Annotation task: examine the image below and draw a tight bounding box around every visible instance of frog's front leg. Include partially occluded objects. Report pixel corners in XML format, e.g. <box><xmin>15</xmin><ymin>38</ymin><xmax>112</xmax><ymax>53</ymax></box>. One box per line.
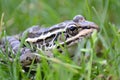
<box><xmin>3</xmin><ymin>36</ymin><xmax>40</xmax><ymax>67</ymax></box>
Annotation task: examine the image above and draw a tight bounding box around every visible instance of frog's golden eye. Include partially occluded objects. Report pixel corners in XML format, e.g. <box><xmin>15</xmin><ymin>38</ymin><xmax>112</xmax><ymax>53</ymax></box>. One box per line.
<box><xmin>67</xmin><ymin>25</ymin><xmax>78</xmax><ymax>36</ymax></box>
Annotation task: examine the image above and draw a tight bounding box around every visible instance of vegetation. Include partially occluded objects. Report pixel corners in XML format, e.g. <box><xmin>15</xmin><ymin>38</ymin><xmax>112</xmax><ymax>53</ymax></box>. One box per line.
<box><xmin>0</xmin><ymin>0</ymin><xmax>120</xmax><ymax>80</ymax></box>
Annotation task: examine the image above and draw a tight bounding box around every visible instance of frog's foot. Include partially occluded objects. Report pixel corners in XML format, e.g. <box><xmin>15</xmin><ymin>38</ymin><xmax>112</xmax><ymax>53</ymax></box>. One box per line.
<box><xmin>20</xmin><ymin>52</ymin><xmax>40</xmax><ymax>67</ymax></box>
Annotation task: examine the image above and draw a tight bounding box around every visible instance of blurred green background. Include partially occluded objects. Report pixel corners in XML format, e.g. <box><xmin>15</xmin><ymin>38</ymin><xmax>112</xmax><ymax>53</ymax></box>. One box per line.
<box><xmin>0</xmin><ymin>0</ymin><xmax>120</xmax><ymax>80</ymax></box>
<box><xmin>0</xmin><ymin>0</ymin><xmax>120</xmax><ymax>34</ymax></box>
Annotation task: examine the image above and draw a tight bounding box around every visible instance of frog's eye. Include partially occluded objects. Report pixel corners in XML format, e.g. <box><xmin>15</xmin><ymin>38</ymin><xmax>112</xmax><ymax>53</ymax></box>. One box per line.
<box><xmin>67</xmin><ymin>25</ymin><xmax>78</xmax><ymax>36</ymax></box>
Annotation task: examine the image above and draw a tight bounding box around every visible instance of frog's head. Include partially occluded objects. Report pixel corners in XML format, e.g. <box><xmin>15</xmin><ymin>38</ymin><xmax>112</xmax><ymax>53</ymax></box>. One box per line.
<box><xmin>57</xmin><ymin>15</ymin><xmax>99</xmax><ymax>48</ymax></box>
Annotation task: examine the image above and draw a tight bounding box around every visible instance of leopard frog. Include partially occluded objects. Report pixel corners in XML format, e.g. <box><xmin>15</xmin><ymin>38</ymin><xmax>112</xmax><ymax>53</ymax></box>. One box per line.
<box><xmin>0</xmin><ymin>15</ymin><xmax>99</xmax><ymax>66</ymax></box>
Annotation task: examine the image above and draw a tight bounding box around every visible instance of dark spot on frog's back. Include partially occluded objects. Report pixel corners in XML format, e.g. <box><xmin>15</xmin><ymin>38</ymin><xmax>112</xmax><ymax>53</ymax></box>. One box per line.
<box><xmin>43</xmin><ymin>23</ymin><xmax>65</xmax><ymax>34</ymax></box>
<box><xmin>35</xmin><ymin>39</ymin><xmax>43</xmax><ymax>44</ymax></box>
<box><xmin>27</xmin><ymin>32</ymin><xmax>42</xmax><ymax>38</ymax></box>
<box><xmin>45</xmin><ymin>34</ymin><xmax>56</xmax><ymax>43</ymax></box>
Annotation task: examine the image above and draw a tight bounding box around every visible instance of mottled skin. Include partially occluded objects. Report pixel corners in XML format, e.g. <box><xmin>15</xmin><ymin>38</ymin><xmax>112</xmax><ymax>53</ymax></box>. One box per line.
<box><xmin>0</xmin><ymin>15</ymin><xmax>99</xmax><ymax>66</ymax></box>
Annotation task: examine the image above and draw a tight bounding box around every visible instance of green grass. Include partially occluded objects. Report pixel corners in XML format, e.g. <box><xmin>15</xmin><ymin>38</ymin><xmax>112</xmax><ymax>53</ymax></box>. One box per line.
<box><xmin>0</xmin><ymin>0</ymin><xmax>120</xmax><ymax>80</ymax></box>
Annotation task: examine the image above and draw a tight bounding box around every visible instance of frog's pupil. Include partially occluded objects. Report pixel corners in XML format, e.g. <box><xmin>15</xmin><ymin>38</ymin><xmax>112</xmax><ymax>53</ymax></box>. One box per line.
<box><xmin>69</xmin><ymin>26</ymin><xmax>76</xmax><ymax>31</ymax></box>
